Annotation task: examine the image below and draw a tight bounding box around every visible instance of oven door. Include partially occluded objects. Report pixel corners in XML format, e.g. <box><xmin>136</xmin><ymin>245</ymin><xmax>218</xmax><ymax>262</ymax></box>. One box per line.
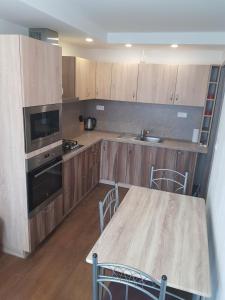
<box><xmin>27</xmin><ymin>156</ymin><xmax>62</xmax><ymax>216</ymax></box>
<box><xmin>24</xmin><ymin>104</ymin><xmax>62</xmax><ymax>153</ymax></box>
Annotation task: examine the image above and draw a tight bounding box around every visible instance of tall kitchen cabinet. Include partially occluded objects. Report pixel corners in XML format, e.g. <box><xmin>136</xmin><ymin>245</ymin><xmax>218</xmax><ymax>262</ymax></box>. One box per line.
<box><xmin>110</xmin><ymin>63</ymin><xmax>139</xmax><ymax>101</ymax></box>
<box><xmin>137</xmin><ymin>64</ymin><xmax>210</xmax><ymax>107</ymax></box>
<box><xmin>0</xmin><ymin>35</ymin><xmax>62</xmax><ymax>257</ymax></box>
<box><xmin>76</xmin><ymin>57</ymin><xmax>96</xmax><ymax>100</ymax></box>
<box><xmin>20</xmin><ymin>36</ymin><xmax>62</xmax><ymax>106</ymax></box>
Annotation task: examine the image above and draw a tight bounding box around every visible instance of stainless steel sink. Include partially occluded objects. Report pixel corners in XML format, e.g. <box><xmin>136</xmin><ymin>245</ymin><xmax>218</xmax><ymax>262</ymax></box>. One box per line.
<box><xmin>135</xmin><ymin>136</ymin><xmax>162</xmax><ymax>143</ymax></box>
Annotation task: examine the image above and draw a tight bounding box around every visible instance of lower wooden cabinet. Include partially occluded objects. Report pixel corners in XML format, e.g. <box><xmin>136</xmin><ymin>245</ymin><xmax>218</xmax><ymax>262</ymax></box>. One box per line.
<box><xmin>63</xmin><ymin>142</ymin><xmax>101</xmax><ymax>216</ymax></box>
<box><xmin>100</xmin><ymin>140</ymin><xmax>197</xmax><ymax>195</ymax></box>
<box><xmin>29</xmin><ymin>194</ymin><xmax>64</xmax><ymax>251</ymax></box>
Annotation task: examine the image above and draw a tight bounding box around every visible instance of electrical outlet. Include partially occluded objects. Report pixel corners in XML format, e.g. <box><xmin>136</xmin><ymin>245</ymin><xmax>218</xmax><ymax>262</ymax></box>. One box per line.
<box><xmin>96</xmin><ymin>105</ymin><xmax>104</xmax><ymax>111</ymax></box>
<box><xmin>177</xmin><ymin>112</ymin><xmax>187</xmax><ymax>118</ymax></box>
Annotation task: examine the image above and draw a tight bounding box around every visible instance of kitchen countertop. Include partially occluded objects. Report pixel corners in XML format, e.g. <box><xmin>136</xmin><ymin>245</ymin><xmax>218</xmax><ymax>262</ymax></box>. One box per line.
<box><xmin>63</xmin><ymin>130</ymin><xmax>207</xmax><ymax>161</ymax></box>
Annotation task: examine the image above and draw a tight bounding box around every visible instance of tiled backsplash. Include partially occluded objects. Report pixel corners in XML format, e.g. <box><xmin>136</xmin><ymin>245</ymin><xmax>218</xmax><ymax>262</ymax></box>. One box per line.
<box><xmin>83</xmin><ymin>100</ymin><xmax>203</xmax><ymax>141</ymax></box>
<box><xmin>62</xmin><ymin>100</ymin><xmax>203</xmax><ymax>141</ymax></box>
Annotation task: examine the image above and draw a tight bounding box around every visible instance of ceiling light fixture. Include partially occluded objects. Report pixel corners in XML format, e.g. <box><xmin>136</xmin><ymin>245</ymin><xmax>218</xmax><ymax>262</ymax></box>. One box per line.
<box><xmin>171</xmin><ymin>44</ymin><xmax>179</xmax><ymax>48</ymax></box>
<box><xmin>86</xmin><ymin>37</ymin><xmax>93</xmax><ymax>42</ymax></box>
<box><xmin>125</xmin><ymin>43</ymin><xmax>132</xmax><ymax>48</ymax></box>
<box><xmin>47</xmin><ymin>37</ymin><xmax>59</xmax><ymax>41</ymax></box>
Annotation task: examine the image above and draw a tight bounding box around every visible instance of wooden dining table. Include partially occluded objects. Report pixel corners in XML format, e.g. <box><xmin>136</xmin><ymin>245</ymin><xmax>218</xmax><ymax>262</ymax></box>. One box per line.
<box><xmin>86</xmin><ymin>186</ymin><xmax>211</xmax><ymax>300</ymax></box>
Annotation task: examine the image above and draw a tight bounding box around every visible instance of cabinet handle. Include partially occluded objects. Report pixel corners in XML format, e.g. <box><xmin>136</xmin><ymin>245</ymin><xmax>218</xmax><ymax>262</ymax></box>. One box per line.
<box><xmin>170</xmin><ymin>93</ymin><xmax>174</xmax><ymax>102</ymax></box>
<box><xmin>132</xmin><ymin>92</ymin><xmax>135</xmax><ymax>99</ymax></box>
<box><xmin>175</xmin><ymin>94</ymin><xmax>179</xmax><ymax>101</ymax></box>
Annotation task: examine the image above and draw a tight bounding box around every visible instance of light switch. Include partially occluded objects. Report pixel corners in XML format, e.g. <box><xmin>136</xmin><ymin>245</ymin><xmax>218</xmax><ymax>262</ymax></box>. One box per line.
<box><xmin>96</xmin><ymin>105</ymin><xmax>104</xmax><ymax>111</ymax></box>
<box><xmin>177</xmin><ymin>112</ymin><xmax>187</xmax><ymax>118</ymax></box>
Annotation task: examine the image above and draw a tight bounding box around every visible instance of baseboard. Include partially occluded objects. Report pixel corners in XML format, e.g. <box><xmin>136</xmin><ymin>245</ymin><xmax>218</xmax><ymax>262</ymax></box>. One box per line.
<box><xmin>1</xmin><ymin>245</ymin><xmax>27</xmax><ymax>258</ymax></box>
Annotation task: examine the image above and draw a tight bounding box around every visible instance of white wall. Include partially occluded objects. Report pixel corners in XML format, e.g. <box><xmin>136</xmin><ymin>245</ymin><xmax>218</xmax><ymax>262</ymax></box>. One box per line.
<box><xmin>207</xmin><ymin>92</ymin><xmax>225</xmax><ymax>300</ymax></box>
<box><xmin>0</xmin><ymin>18</ymin><xmax>28</xmax><ymax>35</ymax></box>
<box><xmin>61</xmin><ymin>41</ymin><xmax>224</xmax><ymax>64</ymax></box>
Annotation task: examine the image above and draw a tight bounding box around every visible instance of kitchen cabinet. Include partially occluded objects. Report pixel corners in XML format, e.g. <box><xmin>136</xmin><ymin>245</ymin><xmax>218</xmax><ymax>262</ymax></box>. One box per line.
<box><xmin>76</xmin><ymin>57</ymin><xmax>96</xmax><ymax>100</ymax></box>
<box><xmin>137</xmin><ymin>63</ymin><xmax>210</xmax><ymax>107</ymax></box>
<box><xmin>110</xmin><ymin>63</ymin><xmax>139</xmax><ymax>102</ymax></box>
<box><xmin>96</xmin><ymin>62</ymin><xmax>112</xmax><ymax>99</ymax></box>
<box><xmin>100</xmin><ymin>141</ymin><xmax>197</xmax><ymax>195</ymax></box>
<box><xmin>62</xmin><ymin>56</ymin><xmax>76</xmax><ymax>100</ymax></box>
<box><xmin>20</xmin><ymin>36</ymin><xmax>62</xmax><ymax>107</ymax></box>
<box><xmin>174</xmin><ymin>65</ymin><xmax>210</xmax><ymax>106</ymax></box>
<box><xmin>137</xmin><ymin>64</ymin><xmax>178</xmax><ymax>104</ymax></box>
<box><xmin>29</xmin><ymin>194</ymin><xmax>64</xmax><ymax>251</ymax></box>
<box><xmin>63</xmin><ymin>142</ymin><xmax>101</xmax><ymax>216</ymax></box>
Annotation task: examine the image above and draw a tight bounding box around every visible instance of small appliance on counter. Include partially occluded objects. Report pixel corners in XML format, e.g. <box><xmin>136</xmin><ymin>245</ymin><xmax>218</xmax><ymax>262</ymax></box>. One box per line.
<box><xmin>84</xmin><ymin>117</ymin><xmax>96</xmax><ymax>131</ymax></box>
<box><xmin>62</xmin><ymin>139</ymin><xmax>84</xmax><ymax>154</ymax></box>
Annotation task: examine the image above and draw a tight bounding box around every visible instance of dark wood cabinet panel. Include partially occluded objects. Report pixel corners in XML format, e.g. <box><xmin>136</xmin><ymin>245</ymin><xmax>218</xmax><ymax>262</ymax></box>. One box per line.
<box><xmin>100</xmin><ymin>141</ymin><xmax>197</xmax><ymax>195</ymax></box>
<box><xmin>63</xmin><ymin>142</ymin><xmax>101</xmax><ymax>216</ymax></box>
<box><xmin>126</xmin><ymin>144</ymin><xmax>143</xmax><ymax>185</ymax></box>
<box><xmin>100</xmin><ymin>140</ymin><xmax>119</xmax><ymax>181</ymax></box>
<box><xmin>62</xmin><ymin>56</ymin><xmax>75</xmax><ymax>100</ymax></box>
<box><xmin>29</xmin><ymin>194</ymin><xmax>64</xmax><ymax>252</ymax></box>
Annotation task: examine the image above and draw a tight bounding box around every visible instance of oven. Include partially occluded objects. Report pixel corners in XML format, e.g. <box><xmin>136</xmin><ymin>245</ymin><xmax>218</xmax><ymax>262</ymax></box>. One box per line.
<box><xmin>26</xmin><ymin>146</ymin><xmax>62</xmax><ymax>216</ymax></box>
<box><xmin>23</xmin><ymin>103</ymin><xmax>62</xmax><ymax>153</ymax></box>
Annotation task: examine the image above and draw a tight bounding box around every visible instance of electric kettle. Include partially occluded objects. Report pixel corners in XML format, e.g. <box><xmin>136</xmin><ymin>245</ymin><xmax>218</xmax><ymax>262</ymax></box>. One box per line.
<box><xmin>84</xmin><ymin>117</ymin><xmax>97</xmax><ymax>131</ymax></box>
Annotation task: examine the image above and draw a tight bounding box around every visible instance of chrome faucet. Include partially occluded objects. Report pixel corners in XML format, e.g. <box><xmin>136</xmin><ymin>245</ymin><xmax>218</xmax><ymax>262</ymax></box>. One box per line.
<box><xmin>140</xmin><ymin>129</ymin><xmax>150</xmax><ymax>140</ymax></box>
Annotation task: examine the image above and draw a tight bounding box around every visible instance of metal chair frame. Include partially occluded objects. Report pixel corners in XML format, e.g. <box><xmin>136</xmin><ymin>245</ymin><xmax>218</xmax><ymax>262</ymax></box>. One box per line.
<box><xmin>150</xmin><ymin>166</ymin><xmax>189</xmax><ymax>195</ymax></box>
<box><xmin>92</xmin><ymin>253</ymin><xmax>185</xmax><ymax>300</ymax></box>
<box><xmin>99</xmin><ymin>183</ymin><xmax>119</xmax><ymax>234</ymax></box>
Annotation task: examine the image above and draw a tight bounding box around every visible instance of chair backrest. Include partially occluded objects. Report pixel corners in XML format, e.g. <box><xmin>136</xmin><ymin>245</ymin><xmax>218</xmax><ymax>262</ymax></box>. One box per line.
<box><xmin>92</xmin><ymin>253</ymin><xmax>167</xmax><ymax>300</ymax></box>
<box><xmin>150</xmin><ymin>166</ymin><xmax>189</xmax><ymax>195</ymax></box>
<box><xmin>99</xmin><ymin>184</ymin><xmax>119</xmax><ymax>234</ymax></box>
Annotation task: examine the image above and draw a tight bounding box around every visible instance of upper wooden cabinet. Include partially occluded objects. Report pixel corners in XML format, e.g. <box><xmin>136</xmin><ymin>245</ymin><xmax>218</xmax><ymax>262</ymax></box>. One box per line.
<box><xmin>96</xmin><ymin>62</ymin><xmax>112</xmax><ymax>99</ymax></box>
<box><xmin>110</xmin><ymin>63</ymin><xmax>139</xmax><ymax>102</ymax></box>
<box><xmin>174</xmin><ymin>65</ymin><xmax>210</xmax><ymax>106</ymax></box>
<box><xmin>20</xmin><ymin>36</ymin><xmax>62</xmax><ymax>107</ymax></box>
<box><xmin>137</xmin><ymin>64</ymin><xmax>210</xmax><ymax>107</ymax></box>
<box><xmin>76</xmin><ymin>57</ymin><xmax>96</xmax><ymax>100</ymax></box>
<box><xmin>62</xmin><ymin>56</ymin><xmax>76</xmax><ymax>100</ymax></box>
<box><xmin>137</xmin><ymin>64</ymin><xmax>178</xmax><ymax>105</ymax></box>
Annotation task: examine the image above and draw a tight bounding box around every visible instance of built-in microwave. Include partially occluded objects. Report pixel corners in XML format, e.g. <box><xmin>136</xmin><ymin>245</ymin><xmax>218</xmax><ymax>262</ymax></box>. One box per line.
<box><xmin>23</xmin><ymin>104</ymin><xmax>62</xmax><ymax>153</ymax></box>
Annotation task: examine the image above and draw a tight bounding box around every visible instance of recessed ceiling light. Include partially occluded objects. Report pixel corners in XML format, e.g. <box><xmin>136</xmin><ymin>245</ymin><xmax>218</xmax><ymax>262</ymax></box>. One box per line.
<box><xmin>86</xmin><ymin>37</ymin><xmax>93</xmax><ymax>42</ymax></box>
<box><xmin>47</xmin><ymin>37</ymin><xmax>59</xmax><ymax>41</ymax></box>
<box><xmin>171</xmin><ymin>44</ymin><xmax>179</xmax><ymax>48</ymax></box>
<box><xmin>125</xmin><ymin>43</ymin><xmax>132</xmax><ymax>48</ymax></box>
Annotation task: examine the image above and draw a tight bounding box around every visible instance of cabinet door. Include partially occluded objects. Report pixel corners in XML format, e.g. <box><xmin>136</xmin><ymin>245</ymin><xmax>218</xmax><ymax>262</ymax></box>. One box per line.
<box><xmin>76</xmin><ymin>57</ymin><xmax>96</xmax><ymax>100</ymax></box>
<box><xmin>100</xmin><ymin>141</ymin><xmax>119</xmax><ymax>181</ymax></box>
<box><xmin>45</xmin><ymin>194</ymin><xmax>64</xmax><ymax>235</ymax></box>
<box><xmin>117</xmin><ymin>142</ymin><xmax>128</xmax><ymax>183</ymax></box>
<box><xmin>110</xmin><ymin>63</ymin><xmax>138</xmax><ymax>102</ymax></box>
<box><xmin>29</xmin><ymin>194</ymin><xmax>63</xmax><ymax>251</ymax></box>
<box><xmin>175</xmin><ymin>65</ymin><xmax>210</xmax><ymax>106</ymax></box>
<box><xmin>62</xmin><ymin>56</ymin><xmax>75</xmax><ymax>100</ymax></box>
<box><xmin>126</xmin><ymin>144</ymin><xmax>143</xmax><ymax>185</ymax></box>
<box><xmin>29</xmin><ymin>209</ymin><xmax>46</xmax><ymax>251</ymax></box>
<box><xmin>63</xmin><ymin>158</ymin><xmax>75</xmax><ymax>215</ymax></box>
<box><xmin>137</xmin><ymin>64</ymin><xmax>178</xmax><ymax>104</ymax></box>
<box><xmin>96</xmin><ymin>62</ymin><xmax>112</xmax><ymax>99</ymax></box>
<box><xmin>20</xmin><ymin>36</ymin><xmax>62</xmax><ymax>107</ymax></box>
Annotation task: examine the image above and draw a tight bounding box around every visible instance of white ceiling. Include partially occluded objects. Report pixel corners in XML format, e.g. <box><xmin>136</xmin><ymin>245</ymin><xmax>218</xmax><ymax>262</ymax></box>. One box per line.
<box><xmin>1</xmin><ymin>0</ymin><xmax>225</xmax><ymax>47</ymax></box>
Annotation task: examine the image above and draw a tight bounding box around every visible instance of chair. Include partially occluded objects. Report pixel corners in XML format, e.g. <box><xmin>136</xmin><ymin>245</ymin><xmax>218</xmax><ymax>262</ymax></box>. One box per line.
<box><xmin>99</xmin><ymin>183</ymin><xmax>119</xmax><ymax>234</ymax></box>
<box><xmin>149</xmin><ymin>166</ymin><xmax>188</xmax><ymax>195</ymax></box>
<box><xmin>92</xmin><ymin>253</ymin><xmax>186</xmax><ymax>300</ymax></box>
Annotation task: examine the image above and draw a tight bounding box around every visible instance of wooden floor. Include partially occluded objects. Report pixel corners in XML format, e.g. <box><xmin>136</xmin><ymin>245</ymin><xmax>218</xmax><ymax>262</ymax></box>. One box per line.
<box><xmin>0</xmin><ymin>184</ymin><xmax>128</xmax><ymax>300</ymax></box>
<box><xmin>0</xmin><ymin>184</ymin><xmax>193</xmax><ymax>300</ymax></box>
